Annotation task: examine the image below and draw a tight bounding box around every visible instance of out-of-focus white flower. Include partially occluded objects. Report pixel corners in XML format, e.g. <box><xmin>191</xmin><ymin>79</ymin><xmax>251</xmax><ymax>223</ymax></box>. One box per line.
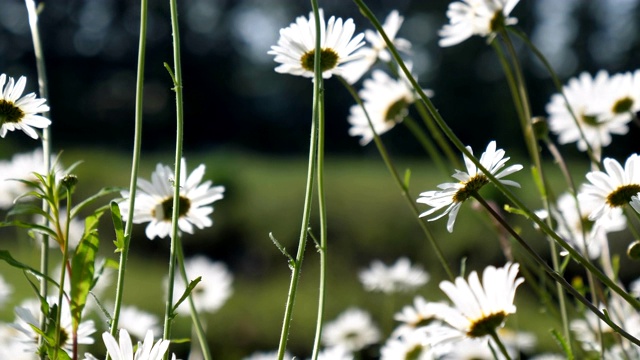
<box><xmin>0</xmin><ymin>149</ymin><xmax>61</xmax><ymax>209</ymax></box>
<box><xmin>242</xmin><ymin>350</ymin><xmax>293</xmax><ymax>360</ymax></box>
<box><xmin>171</xmin><ymin>255</ymin><xmax>233</xmax><ymax>315</ymax></box>
<box><xmin>117</xmin><ymin>306</ymin><xmax>160</xmax><ymax>339</ymax></box>
<box><xmin>359</xmin><ymin>257</ymin><xmax>429</xmax><ymax>294</ymax></box>
<box><xmin>322</xmin><ymin>308</ymin><xmax>381</xmax><ymax>352</ymax></box>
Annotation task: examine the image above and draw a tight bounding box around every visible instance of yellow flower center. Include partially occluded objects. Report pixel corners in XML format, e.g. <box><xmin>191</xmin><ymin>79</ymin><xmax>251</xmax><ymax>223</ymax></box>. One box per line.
<box><xmin>612</xmin><ymin>96</ymin><xmax>634</xmax><ymax>114</ymax></box>
<box><xmin>0</xmin><ymin>99</ymin><xmax>25</xmax><ymax>125</ymax></box>
<box><xmin>489</xmin><ymin>11</ymin><xmax>506</xmax><ymax>33</ymax></box>
<box><xmin>606</xmin><ymin>184</ymin><xmax>640</xmax><ymax>207</ymax></box>
<box><xmin>405</xmin><ymin>344</ymin><xmax>426</xmax><ymax>360</ymax></box>
<box><xmin>384</xmin><ymin>98</ymin><xmax>410</xmax><ymax>125</ymax></box>
<box><xmin>300</xmin><ymin>48</ymin><xmax>339</xmax><ymax>73</ymax></box>
<box><xmin>453</xmin><ymin>174</ymin><xmax>489</xmax><ymax>203</ymax></box>
<box><xmin>467</xmin><ymin>311</ymin><xmax>507</xmax><ymax>338</ymax></box>
<box><xmin>581</xmin><ymin>113</ymin><xmax>600</xmax><ymax>127</ymax></box>
<box><xmin>152</xmin><ymin>196</ymin><xmax>192</xmax><ymax>221</ymax></box>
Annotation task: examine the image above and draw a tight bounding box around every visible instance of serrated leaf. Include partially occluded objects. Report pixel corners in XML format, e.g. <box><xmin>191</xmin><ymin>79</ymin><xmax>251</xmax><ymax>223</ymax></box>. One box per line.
<box><xmin>70</xmin><ymin>209</ymin><xmax>104</xmax><ymax>330</ymax></box>
<box><xmin>110</xmin><ymin>201</ymin><xmax>125</xmax><ymax>252</ymax></box>
<box><xmin>171</xmin><ymin>276</ymin><xmax>202</xmax><ymax>316</ymax></box>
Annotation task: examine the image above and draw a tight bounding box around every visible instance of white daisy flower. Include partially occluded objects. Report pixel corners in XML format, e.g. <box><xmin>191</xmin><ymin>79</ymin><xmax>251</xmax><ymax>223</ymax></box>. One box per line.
<box><xmin>578</xmin><ymin>154</ymin><xmax>640</xmax><ymax>222</ymax></box>
<box><xmin>549</xmin><ymin>192</ymin><xmax>626</xmax><ymax>259</ymax></box>
<box><xmin>546</xmin><ymin>71</ymin><xmax>631</xmax><ymax>153</ymax></box>
<box><xmin>380</xmin><ymin>329</ymin><xmax>436</xmax><ymax>360</ymax></box>
<box><xmin>11</xmin><ymin>297</ymin><xmax>96</xmax><ymax>355</ymax></box>
<box><xmin>340</xmin><ymin>10</ymin><xmax>412</xmax><ymax>83</ymax></box>
<box><xmin>119</xmin><ymin>158</ymin><xmax>225</xmax><ymax>240</ymax></box>
<box><xmin>394</xmin><ymin>296</ymin><xmax>446</xmax><ymax>335</ymax></box>
<box><xmin>83</xmin><ymin>329</ymin><xmax>170</xmax><ymax>360</ymax></box>
<box><xmin>117</xmin><ymin>306</ymin><xmax>160</xmax><ymax>339</ymax></box>
<box><xmin>268</xmin><ymin>9</ymin><xmax>365</xmax><ymax>80</ymax></box>
<box><xmin>417</xmin><ymin>141</ymin><xmax>523</xmax><ymax>232</ymax></box>
<box><xmin>312</xmin><ymin>346</ymin><xmax>353</xmax><ymax>360</ymax></box>
<box><xmin>359</xmin><ymin>257</ymin><xmax>429</xmax><ymax>294</ymax></box>
<box><xmin>322</xmin><ymin>308</ymin><xmax>381</xmax><ymax>352</ymax></box>
<box><xmin>348</xmin><ymin>68</ymin><xmax>431</xmax><ymax>145</ymax></box>
<box><xmin>438</xmin><ymin>0</ymin><xmax>520</xmax><ymax>47</ymax></box>
<box><xmin>0</xmin><ymin>323</ymin><xmax>35</xmax><ymax>360</ymax></box>
<box><xmin>431</xmin><ymin>262</ymin><xmax>524</xmax><ymax>345</ymax></box>
<box><xmin>0</xmin><ymin>74</ymin><xmax>50</xmax><ymax>139</ymax></box>
<box><xmin>171</xmin><ymin>255</ymin><xmax>233</xmax><ymax>315</ymax></box>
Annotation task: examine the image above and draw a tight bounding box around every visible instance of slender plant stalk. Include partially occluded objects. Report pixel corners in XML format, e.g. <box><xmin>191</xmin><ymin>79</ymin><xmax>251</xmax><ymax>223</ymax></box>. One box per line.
<box><xmin>53</xmin><ymin>190</ymin><xmax>72</xmax><ymax>359</ymax></box>
<box><xmin>352</xmin><ymin>0</ymin><xmax>640</xmax><ymax>311</ymax></box>
<box><xmin>24</xmin><ymin>3</ymin><xmax>52</xmax><ymax>358</ymax></box>
<box><xmin>176</xmin><ymin>238</ymin><xmax>212</xmax><ymax>360</ymax></box>
<box><xmin>492</xmin><ymin>31</ymin><xmax>572</xmax><ymax>346</ymax></box>
<box><xmin>338</xmin><ymin>76</ymin><xmax>454</xmax><ymax>281</ymax></box>
<box><xmin>277</xmin><ymin>3</ymin><xmax>324</xmax><ymax>358</ymax></box>
<box><xmin>163</xmin><ymin>0</ymin><xmax>186</xmax><ymax>355</ymax></box>
<box><xmin>473</xmin><ymin>193</ymin><xmax>640</xmax><ymax>346</ymax></box>
<box><xmin>489</xmin><ymin>330</ymin><xmax>512</xmax><ymax>360</ymax></box>
<box><xmin>108</xmin><ymin>0</ymin><xmax>147</xmax><ymax>352</ymax></box>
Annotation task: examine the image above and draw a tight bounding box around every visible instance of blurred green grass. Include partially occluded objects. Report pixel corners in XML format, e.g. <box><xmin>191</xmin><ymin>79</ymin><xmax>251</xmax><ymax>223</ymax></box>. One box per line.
<box><xmin>0</xmin><ymin>147</ymin><xmax>600</xmax><ymax>358</ymax></box>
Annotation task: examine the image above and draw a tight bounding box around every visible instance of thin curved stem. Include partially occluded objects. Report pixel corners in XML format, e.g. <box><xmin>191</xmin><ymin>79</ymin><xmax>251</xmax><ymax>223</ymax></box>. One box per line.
<box><xmin>489</xmin><ymin>330</ymin><xmax>512</xmax><ymax>360</ymax></box>
<box><xmin>108</xmin><ymin>0</ymin><xmax>147</xmax><ymax>350</ymax></box>
<box><xmin>163</xmin><ymin>0</ymin><xmax>185</xmax><ymax>356</ymax></box>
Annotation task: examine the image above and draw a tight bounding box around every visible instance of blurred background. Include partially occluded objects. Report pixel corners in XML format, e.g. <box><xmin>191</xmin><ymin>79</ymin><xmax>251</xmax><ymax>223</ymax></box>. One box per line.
<box><xmin>1</xmin><ymin>0</ymin><xmax>640</xmax><ymax>358</ymax></box>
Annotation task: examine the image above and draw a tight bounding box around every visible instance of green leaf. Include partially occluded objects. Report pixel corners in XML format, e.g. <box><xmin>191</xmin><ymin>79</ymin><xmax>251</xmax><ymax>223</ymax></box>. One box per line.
<box><xmin>110</xmin><ymin>201</ymin><xmax>125</xmax><ymax>252</ymax></box>
<box><xmin>0</xmin><ymin>250</ymin><xmax>58</xmax><ymax>286</ymax></box>
<box><xmin>550</xmin><ymin>328</ymin><xmax>574</xmax><ymax>360</ymax></box>
<box><xmin>70</xmin><ymin>187</ymin><xmax>121</xmax><ymax>219</ymax></box>
<box><xmin>6</xmin><ymin>203</ymin><xmax>54</xmax><ymax>223</ymax></box>
<box><xmin>70</xmin><ymin>209</ymin><xmax>104</xmax><ymax>330</ymax></box>
<box><xmin>171</xmin><ymin>276</ymin><xmax>202</xmax><ymax>316</ymax></box>
<box><xmin>1</xmin><ymin>220</ymin><xmax>59</xmax><ymax>240</ymax></box>
<box><xmin>403</xmin><ymin>168</ymin><xmax>411</xmax><ymax>189</ymax></box>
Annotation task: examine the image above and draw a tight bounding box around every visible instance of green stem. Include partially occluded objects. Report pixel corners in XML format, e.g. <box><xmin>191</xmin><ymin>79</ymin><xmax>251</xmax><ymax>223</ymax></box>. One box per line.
<box><xmin>276</xmin><ymin>3</ymin><xmax>322</xmax><ymax>357</ymax></box>
<box><xmin>338</xmin><ymin>76</ymin><xmax>454</xmax><ymax>281</ymax></box>
<box><xmin>54</xmin><ymin>189</ymin><xmax>72</xmax><ymax>360</ymax></box>
<box><xmin>352</xmin><ymin>0</ymin><xmax>640</xmax><ymax>312</ymax></box>
<box><xmin>489</xmin><ymin>330</ymin><xmax>512</xmax><ymax>360</ymax></box>
<box><xmin>24</xmin><ymin>2</ymin><xmax>52</xmax><ymax>358</ymax></box>
<box><xmin>108</xmin><ymin>0</ymin><xmax>147</xmax><ymax>349</ymax></box>
<box><xmin>164</xmin><ymin>0</ymin><xmax>185</xmax><ymax>355</ymax></box>
<box><xmin>176</xmin><ymin>238</ymin><xmax>212</xmax><ymax>360</ymax></box>
<box><xmin>473</xmin><ymin>193</ymin><xmax>640</xmax><ymax>346</ymax></box>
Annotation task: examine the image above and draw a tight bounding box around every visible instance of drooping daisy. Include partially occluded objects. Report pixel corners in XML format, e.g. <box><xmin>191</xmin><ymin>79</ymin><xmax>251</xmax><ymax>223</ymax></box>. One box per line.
<box><xmin>170</xmin><ymin>255</ymin><xmax>233</xmax><ymax>315</ymax></box>
<box><xmin>322</xmin><ymin>308</ymin><xmax>381</xmax><ymax>352</ymax></box>
<box><xmin>358</xmin><ymin>257</ymin><xmax>429</xmax><ymax>294</ymax></box>
<box><xmin>83</xmin><ymin>329</ymin><xmax>170</xmax><ymax>360</ymax></box>
<box><xmin>430</xmin><ymin>262</ymin><xmax>524</xmax><ymax>345</ymax></box>
<box><xmin>11</xmin><ymin>297</ymin><xmax>96</xmax><ymax>355</ymax></box>
<box><xmin>119</xmin><ymin>158</ymin><xmax>225</xmax><ymax>240</ymax></box>
<box><xmin>438</xmin><ymin>0</ymin><xmax>521</xmax><ymax>47</ymax></box>
<box><xmin>578</xmin><ymin>154</ymin><xmax>640</xmax><ymax>222</ymax></box>
<box><xmin>548</xmin><ymin>192</ymin><xmax>626</xmax><ymax>259</ymax></box>
<box><xmin>268</xmin><ymin>9</ymin><xmax>365</xmax><ymax>80</ymax></box>
<box><xmin>348</xmin><ymin>68</ymin><xmax>431</xmax><ymax>145</ymax></box>
<box><xmin>546</xmin><ymin>71</ymin><xmax>632</xmax><ymax>154</ymax></box>
<box><xmin>340</xmin><ymin>10</ymin><xmax>412</xmax><ymax>83</ymax></box>
<box><xmin>417</xmin><ymin>141</ymin><xmax>523</xmax><ymax>232</ymax></box>
<box><xmin>0</xmin><ymin>74</ymin><xmax>50</xmax><ymax>139</ymax></box>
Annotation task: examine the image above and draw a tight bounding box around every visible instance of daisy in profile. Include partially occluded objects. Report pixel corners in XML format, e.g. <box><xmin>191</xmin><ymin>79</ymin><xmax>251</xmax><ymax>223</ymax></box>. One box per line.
<box><xmin>170</xmin><ymin>255</ymin><xmax>233</xmax><ymax>315</ymax></box>
<box><xmin>83</xmin><ymin>329</ymin><xmax>170</xmax><ymax>360</ymax></box>
<box><xmin>438</xmin><ymin>0</ymin><xmax>521</xmax><ymax>47</ymax></box>
<box><xmin>11</xmin><ymin>297</ymin><xmax>96</xmax><ymax>355</ymax></box>
<box><xmin>546</xmin><ymin>71</ymin><xmax>633</xmax><ymax>155</ymax></box>
<box><xmin>417</xmin><ymin>141</ymin><xmax>522</xmax><ymax>232</ymax></box>
<box><xmin>322</xmin><ymin>308</ymin><xmax>381</xmax><ymax>352</ymax></box>
<box><xmin>340</xmin><ymin>10</ymin><xmax>412</xmax><ymax>83</ymax></box>
<box><xmin>0</xmin><ymin>74</ymin><xmax>50</xmax><ymax>139</ymax></box>
<box><xmin>119</xmin><ymin>158</ymin><xmax>225</xmax><ymax>240</ymax></box>
<box><xmin>348</xmin><ymin>67</ymin><xmax>431</xmax><ymax>145</ymax></box>
<box><xmin>548</xmin><ymin>192</ymin><xmax>626</xmax><ymax>259</ymax></box>
<box><xmin>268</xmin><ymin>9</ymin><xmax>365</xmax><ymax>80</ymax></box>
<box><xmin>578</xmin><ymin>154</ymin><xmax>640</xmax><ymax>222</ymax></box>
<box><xmin>428</xmin><ymin>263</ymin><xmax>524</xmax><ymax>349</ymax></box>
<box><xmin>358</xmin><ymin>257</ymin><xmax>429</xmax><ymax>294</ymax></box>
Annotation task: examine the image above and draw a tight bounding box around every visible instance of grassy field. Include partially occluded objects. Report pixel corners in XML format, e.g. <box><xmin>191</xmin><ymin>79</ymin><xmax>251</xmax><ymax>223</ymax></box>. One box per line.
<box><xmin>0</xmin><ymin>147</ymin><xmax>607</xmax><ymax>358</ymax></box>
